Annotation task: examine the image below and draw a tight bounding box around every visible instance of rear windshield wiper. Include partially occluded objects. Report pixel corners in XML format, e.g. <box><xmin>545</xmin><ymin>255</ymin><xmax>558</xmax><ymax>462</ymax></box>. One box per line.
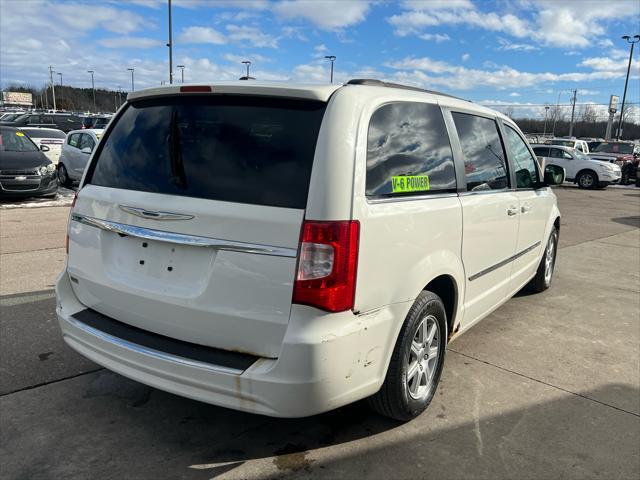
<box><xmin>168</xmin><ymin>108</ymin><xmax>187</xmax><ymax>189</ymax></box>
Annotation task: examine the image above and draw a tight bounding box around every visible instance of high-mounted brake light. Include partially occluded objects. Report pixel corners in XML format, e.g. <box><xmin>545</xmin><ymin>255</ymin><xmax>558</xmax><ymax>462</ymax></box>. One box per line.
<box><xmin>180</xmin><ymin>86</ymin><xmax>212</xmax><ymax>93</ymax></box>
<box><xmin>293</xmin><ymin>220</ymin><xmax>360</xmax><ymax>313</ymax></box>
<box><xmin>65</xmin><ymin>192</ymin><xmax>78</xmax><ymax>254</ymax></box>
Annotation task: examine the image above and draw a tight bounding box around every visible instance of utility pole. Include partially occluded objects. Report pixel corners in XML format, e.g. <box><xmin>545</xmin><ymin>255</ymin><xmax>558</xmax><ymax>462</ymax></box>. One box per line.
<box><xmin>568</xmin><ymin>89</ymin><xmax>577</xmax><ymax>137</ymax></box>
<box><xmin>167</xmin><ymin>0</ymin><xmax>173</xmax><ymax>84</ymax></box>
<box><xmin>87</xmin><ymin>70</ymin><xmax>96</xmax><ymax>113</ymax></box>
<box><xmin>616</xmin><ymin>35</ymin><xmax>640</xmax><ymax>140</ymax></box>
<box><xmin>324</xmin><ymin>55</ymin><xmax>336</xmax><ymax>83</ymax></box>
<box><xmin>128</xmin><ymin>68</ymin><xmax>135</xmax><ymax>91</ymax></box>
<box><xmin>49</xmin><ymin>66</ymin><xmax>56</xmax><ymax>111</ymax></box>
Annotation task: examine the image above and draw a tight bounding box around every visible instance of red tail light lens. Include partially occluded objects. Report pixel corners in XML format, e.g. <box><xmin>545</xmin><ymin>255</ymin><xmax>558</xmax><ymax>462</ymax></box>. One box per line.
<box><xmin>65</xmin><ymin>192</ymin><xmax>78</xmax><ymax>254</ymax></box>
<box><xmin>293</xmin><ymin>220</ymin><xmax>359</xmax><ymax>312</ymax></box>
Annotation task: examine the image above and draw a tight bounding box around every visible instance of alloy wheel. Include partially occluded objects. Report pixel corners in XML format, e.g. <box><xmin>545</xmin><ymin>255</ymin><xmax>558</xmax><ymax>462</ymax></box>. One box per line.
<box><xmin>407</xmin><ymin>314</ymin><xmax>441</xmax><ymax>400</ymax></box>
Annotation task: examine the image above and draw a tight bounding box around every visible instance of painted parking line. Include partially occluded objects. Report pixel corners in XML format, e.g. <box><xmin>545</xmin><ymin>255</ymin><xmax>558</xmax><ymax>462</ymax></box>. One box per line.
<box><xmin>0</xmin><ymin>291</ymin><xmax>56</xmax><ymax>307</ymax></box>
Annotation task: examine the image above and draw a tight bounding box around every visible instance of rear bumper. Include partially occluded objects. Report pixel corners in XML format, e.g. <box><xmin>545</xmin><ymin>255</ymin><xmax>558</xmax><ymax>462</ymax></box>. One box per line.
<box><xmin>56</xmin><ymin>269</ymin><xmax>408</xmax><ymax>417</ymax></box>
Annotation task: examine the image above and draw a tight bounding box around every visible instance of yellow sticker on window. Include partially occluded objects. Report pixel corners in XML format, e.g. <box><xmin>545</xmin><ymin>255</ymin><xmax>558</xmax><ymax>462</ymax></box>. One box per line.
<box><xmin>391</xmin><ymin>175</ymin><xmax>430</xmax><ymax>193</ymax></box>
<box><xmin>15</xmin><ymin>132</ymin><xmax>25</xmax><ymax>137</ymax></box>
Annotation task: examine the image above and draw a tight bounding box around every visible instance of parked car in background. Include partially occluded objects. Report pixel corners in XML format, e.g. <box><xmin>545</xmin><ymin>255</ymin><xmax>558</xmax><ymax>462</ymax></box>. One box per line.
<box><xmin>57</xmin><ymin>129</ymin><xmax>103</xmax><ymax>186</ymax></box>
<box><xmin>81</xmin><ymin>115</ymin><xmax>112</xmax><ymax>130</ymax></box>
<box><xmin>0</xmin><ymin>112</ymin><xmax>83</xmax><ymax>133</ymax></box>
<box><xmin>588</xmin><ymin>142</ymin><xmax>639</xmax><ymax>185</ymax></box>
<box><xmin>56</xmin><ymin>80</ymin><xmax>565</xmax><ymax>421</ymax></box>
<box><xmin>532</xmin><ymin>144</ymin><xmax>621</xmax><ymax>189</ymax></box>
<box><xmin>19</xmin><ymin>127</ymin><xmax>66</xmax><ymax>164</ymax></box>
<box><xmin>0</xmin><ymin>126</ymin><xmax>58</xmax><ymax>198</ymax></box>
<box><xmin>546</xmin><ymin>138</ymin><xmax>590</xmax><ymax>153</ymax></box>
<box><xmin>587</xmin><ymin>140</ymin><xmax>603</xmax><ymax>152</ymax></box>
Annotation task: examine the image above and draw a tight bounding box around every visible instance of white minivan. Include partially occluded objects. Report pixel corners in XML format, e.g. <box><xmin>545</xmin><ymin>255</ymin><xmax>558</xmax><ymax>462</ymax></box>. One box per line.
<box><xmin>56</xmin><ymin>80</ymin><xmax>564</xmax><ymax>420</ymax></box>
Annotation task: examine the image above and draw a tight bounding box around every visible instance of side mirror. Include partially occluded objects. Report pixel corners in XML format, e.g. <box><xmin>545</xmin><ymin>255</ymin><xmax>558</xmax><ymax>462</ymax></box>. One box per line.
<box><xmin>40</xmin><ymin>145</ymin><xmax>50</xmax><ymax>152</ymax></box>
<box><xmin>544</xmin><ymin>164</ymin><xmax>566</xmax><ymax>186</ymax></box>
<box><xmin>81</xmin><ymin>147</ymin><xmax>92</xmax><ymax>154</ymax></box>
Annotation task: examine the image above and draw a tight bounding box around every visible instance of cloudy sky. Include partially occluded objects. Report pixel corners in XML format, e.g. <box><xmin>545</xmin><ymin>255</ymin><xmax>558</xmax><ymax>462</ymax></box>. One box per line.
<box><xmin>1</xmin><ymin>0</ymin><xmax>639</xmax><ymax>120</ymax></box>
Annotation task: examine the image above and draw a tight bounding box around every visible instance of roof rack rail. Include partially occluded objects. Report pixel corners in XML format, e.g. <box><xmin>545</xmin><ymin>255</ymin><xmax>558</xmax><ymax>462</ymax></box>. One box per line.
<box><xmin>345</xmin><ymin>79</ymin><xmax>467</xmax><ymax>101</ymax></box>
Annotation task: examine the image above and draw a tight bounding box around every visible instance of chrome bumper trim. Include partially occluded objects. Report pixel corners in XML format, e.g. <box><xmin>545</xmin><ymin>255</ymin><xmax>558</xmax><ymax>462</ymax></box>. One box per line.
<box><xmin>70</xmin><ymin>213</ymin><xmax>297</xmax><ymax>258</ymax></box>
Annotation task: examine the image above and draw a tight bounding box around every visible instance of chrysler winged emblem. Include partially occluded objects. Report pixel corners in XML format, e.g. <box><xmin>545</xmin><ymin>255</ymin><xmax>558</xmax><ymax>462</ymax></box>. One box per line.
<box><xmin>119</xmin><ymin>205</ymin><xmax>195</xmax><ymax>220</ymax></box>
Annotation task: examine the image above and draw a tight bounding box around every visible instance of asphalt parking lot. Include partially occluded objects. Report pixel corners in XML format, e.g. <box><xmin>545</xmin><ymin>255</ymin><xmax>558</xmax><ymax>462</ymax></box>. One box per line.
<box><xmin>1</xmin><ymin>186</ymin><xmax>639</xmax><ymax>480</ymax></box>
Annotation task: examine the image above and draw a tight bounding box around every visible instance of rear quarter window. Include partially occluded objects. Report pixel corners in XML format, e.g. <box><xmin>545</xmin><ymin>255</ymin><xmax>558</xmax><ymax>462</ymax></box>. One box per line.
<box><xmin>366</xmin><ymin>102</ymin><xmax>455</xmax><ymax>197</ymax></box>
<box><xmin>87</xmin><ymin>96</ymin><xmax>326</xmax><ymax>209</ymax></box>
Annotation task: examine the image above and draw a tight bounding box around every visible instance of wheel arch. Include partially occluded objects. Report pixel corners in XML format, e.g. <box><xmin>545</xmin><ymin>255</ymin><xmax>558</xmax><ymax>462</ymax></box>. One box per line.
<box><xmin>423</xmin><ymin>275</ymin><xmax>458</xmax><ymax>338</ymax></box>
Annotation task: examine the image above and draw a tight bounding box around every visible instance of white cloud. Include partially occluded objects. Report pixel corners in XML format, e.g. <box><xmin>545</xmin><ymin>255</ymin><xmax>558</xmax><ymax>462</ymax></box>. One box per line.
<box><xmin>274</xmin><ymin>0</ymin><xmax>373</xmax><ymax>29</ymax></box>
<box><xmin>509</xmin><ymin>92</ymin><xmax>520</xmax><ymax>97</ymax></box>
<box><xmin>387</xmin><ymin>0</ymin><xmax>640</xmax><ymax>49</ymax></box>
<box><xmin>497</xmin><ymin>38</ymin><xmax>538</xmax><ymax>52</ymax></box>
<box><xmin>225</xmin><ymin>25</ymin><xmax>278</xmax><ymax>48</ymax></box>
<box><xmin>179</xmin><ymin>26</ymin><xmax>226</xmax><ymax>45</ymax></box>
<box><xmin>98</xmin><ymin>37</ymin><xmax>161</xmax><ymax>49</ymax></box>
<box><xmin>384</xmin><ymin>54</ymin><xmax>637</xmax><ymax>91</ymax></box>
<box><xmin>461</xmin><ymin>53</ymin><xmax>470</xmax><ymax>62</ymax></box>
<box><xmin>315</xmin><ymin>44</ymin><xmax>328</xmax><ymax>53</ymax></box>
<box><xmin>418</xmin><ymin>33</ymin><xmax>450</xmax><ymax>43</ymax></box>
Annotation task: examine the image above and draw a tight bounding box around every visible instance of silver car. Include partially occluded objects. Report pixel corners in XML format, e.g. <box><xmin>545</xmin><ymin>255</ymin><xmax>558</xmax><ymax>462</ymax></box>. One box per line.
<box><xmin>57</xmin><ymin>129</ymin><xmax>103</xmax><ymax>186</ymax></box>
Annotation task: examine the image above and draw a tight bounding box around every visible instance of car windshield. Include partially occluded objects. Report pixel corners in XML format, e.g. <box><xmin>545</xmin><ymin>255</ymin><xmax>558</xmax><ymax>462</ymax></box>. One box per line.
<box><xmin>1</xmin><ymin>113</ymin><xmax>21</xmax><ymax>122</ymax></box>
<box><xmin>594</xmin><ymin>143</ymin><xmax>634</xmax><ymax>154</ymax></box>
<box><xmin>9</xmin><ymin>113</ymin><xmax>30</xmax><ymax>123</ymax></box>
<box><xmin>0</xmin><ymin>129</ymin><xmax>39</xmax><ymax>152</ymax></box>
<box><xmin>551</xmin><ymin>140</ymin><xmax>575</xmax><ymax>147</ymax></box>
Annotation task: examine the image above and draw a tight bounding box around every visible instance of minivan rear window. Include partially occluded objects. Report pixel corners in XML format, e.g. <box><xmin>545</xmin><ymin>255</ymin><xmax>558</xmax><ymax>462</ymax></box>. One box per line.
<box><xmin>87</xmin><ymin>96</ymin><xmax>327</xmax><ymax>209</ymax></box>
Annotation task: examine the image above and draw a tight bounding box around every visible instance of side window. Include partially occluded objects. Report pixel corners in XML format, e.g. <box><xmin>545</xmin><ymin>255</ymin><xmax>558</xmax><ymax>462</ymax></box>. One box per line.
<box><xmin>503</xmin><ymin>126</ymin><xmax>539</xmax><ymax>189</ymax></box>
<box><xmin>80</xmin><ymin>134</ymin><xmax>96</xmax><ymax>151</ymax></box>
<box><xmin>366</xmin><ymin>102</ymin><xmax>456</xmax><ymax>196</ymax></box>
<box><xmin>27</xmin><ymin>115</ymin><xmax>40</xmax><ymax>125</ymax></box>
<box><xmin>452</xmin><ymin>112</ymin><xmax>509</xmax><ymax>191</ymax></box>
<box><xmin>532</xmin><ymin>147</ymin><xmax>549</xmax><ymax>156</ymax></box>
<box><xmin>549</xmin><ymin>148</ymin><xmax>568</xmax><ymax>159</ymax></box>
<box><xmin>41</xmin><ymin>115</ymin><xmax>53</xmax><ymax>124</ymax></box>
<box><xmin>68</xmin><ymin>133</ymin><xmax>80</xmax><ymax>148</ymax></box>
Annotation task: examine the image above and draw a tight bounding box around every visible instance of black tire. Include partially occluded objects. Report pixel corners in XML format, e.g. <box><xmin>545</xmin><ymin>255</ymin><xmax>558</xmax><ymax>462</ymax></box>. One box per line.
<box><xmin>576</xmin><ymin>170</ymin><xmax>598</xmax><ymax>189</ymax></box>
<box><xmin>528</xmin><ymin>226</ymin><xmax>559</xmax><ymax>293</ymax></box>
<box><xmin>621</xmin><ymin>171</ymin><xmax>630</xmax><ymax>185</ymax></box>
<box><xmin>368</xmin><ymin>291</ymin><xmax>447</xmax><ymax>421</ymax></box>
<box><xmin>58</xmin><ymin>163</ymin><xmax>71</xmax><ymax>188</ymax></box>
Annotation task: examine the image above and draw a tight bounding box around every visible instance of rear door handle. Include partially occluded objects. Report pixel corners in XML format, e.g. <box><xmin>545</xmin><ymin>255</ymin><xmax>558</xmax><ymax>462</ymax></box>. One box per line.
<box><xmin>507</xmin><ymin>206</ymin><xmax>518</xmax><ymax>216</ymax></box>
<box><xmin>521</xmin><ymin>204</ymin><xmax>531</xmax><ymax>214</ymax></box>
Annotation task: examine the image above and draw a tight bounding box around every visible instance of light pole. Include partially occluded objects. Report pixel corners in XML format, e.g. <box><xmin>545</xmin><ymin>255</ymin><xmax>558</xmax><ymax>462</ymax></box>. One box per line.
<box><xmin>167</xmin><ymin>0</ymin><xmax>173</xmax><ymax>84</ymax></box>
<box><xmin>57</xmin><ymin>72</ymin><xmax>63</xmax><ymax>110</ymax></box>
<box><xmin>177</xmin><ymin>65</ymin><xmax>185</xmax><ymax>83</ymax></box>
<box><xmin>87</xmin><ymin>70</ymin><xmax>96</xmax><ymax>113</ymax></box>
<box><xmin>324</xmin><ymin>55</ymin><xmax>336</xmax><ymax>83</ymax></box>
<box><xmin>616</xmin><ymin>34</ymin><xmax>640</xmax><ymax>140</ymax></box>
<box><xmin>543</xmin><ymin>105</ymin><xmax>550</xmax><ymax>136</ymax></box>
<box><xmin>49</xmin><ymin>66</ymin><xmax>56</xmax><ymax>111</ymax></box>
<box><xmin>241</xmin><ymin>60</ymin><xmax>251</xmax><ymax>79</ymax></box>
<box><xmin>128</xmin><ymin>68</ymin><xmax>135</xmax><ymax>91</ymax></box>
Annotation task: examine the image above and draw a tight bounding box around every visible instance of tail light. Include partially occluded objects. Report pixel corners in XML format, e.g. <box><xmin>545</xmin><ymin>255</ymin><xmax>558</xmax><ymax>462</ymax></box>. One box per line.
<box><xmin>65</xmin><ymin>192</ymin><xmax>78</xmax><ymax>254</ymax></box>
<box><xmin>293</xmin><ymin>220</ymin><xmax>359</xmax><ymax>312</ymax></box>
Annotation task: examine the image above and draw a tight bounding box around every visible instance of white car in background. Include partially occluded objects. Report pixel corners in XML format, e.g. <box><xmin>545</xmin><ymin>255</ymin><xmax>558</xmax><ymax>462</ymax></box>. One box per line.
<box><xmin>532</xmin><ymin>144</ymin><xmax>621</xmax><ymax>189</ymax></box>
<box><xmin>57</xmin><ymin>129</ymin><xmax>104</xmax><ymax>186</ymax></box>
<box><xmin>546</xmin><ymin>138</ymin><xmax>590</xmax><ymax>154</ymax></box>
<box><xmin>19</xmin><ymin>127</ymin><xmax>66</xmax><ymax>164</ymax></box>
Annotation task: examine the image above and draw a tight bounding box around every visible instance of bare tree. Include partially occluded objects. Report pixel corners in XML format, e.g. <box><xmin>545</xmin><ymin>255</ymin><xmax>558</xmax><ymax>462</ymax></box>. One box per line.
<box><xmin>579</xmin><ymin>104</ymin><xmax>598</xmax><ymax>123</ymax></box>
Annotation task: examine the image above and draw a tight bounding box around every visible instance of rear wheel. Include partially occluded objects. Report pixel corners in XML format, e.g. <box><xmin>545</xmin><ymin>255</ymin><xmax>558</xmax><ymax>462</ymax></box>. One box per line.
<box><xmin>58</xmin><ymin>164</ymin><xmax>70</xmax><ymax>187</ymax></box>
<box><xmin>368</xmin><ymin>291</ymin><xmax>447</xmax><ymax>421</ymax></box>
<box><xmin>577</xmin><ymin>170</ymin><xmax>598</xmax><ymax>189</ymax></box>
